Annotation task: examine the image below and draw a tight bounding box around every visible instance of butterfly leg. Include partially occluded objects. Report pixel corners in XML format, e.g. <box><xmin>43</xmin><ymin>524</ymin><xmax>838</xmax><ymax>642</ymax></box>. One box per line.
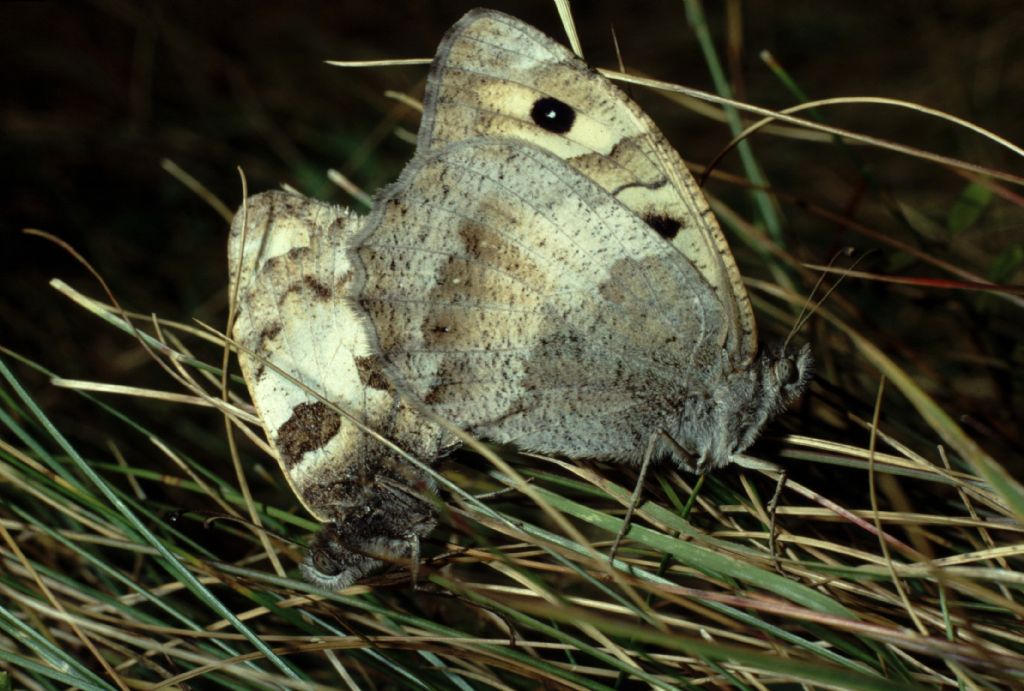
<box><xmin>767</xmin><ymin>468</ymin><xmax>789</xmax><ymax>572</ymax></box>
<box><xmin>609</xmin><ymin>429</ymin><xmax>703</xmax><ymax>564</ymax></box>
<box><xmin>608</xmin><ymin>430</ymin><xmax>660</xmax><ymax>565</ymax></box>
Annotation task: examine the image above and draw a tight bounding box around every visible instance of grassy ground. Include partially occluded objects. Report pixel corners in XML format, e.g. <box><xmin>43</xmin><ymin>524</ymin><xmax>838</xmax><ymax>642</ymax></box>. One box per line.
<box><xmin>3</xmin><ymin>1</ymin><xmax>1023</xmax><ymax>688</ymax></box>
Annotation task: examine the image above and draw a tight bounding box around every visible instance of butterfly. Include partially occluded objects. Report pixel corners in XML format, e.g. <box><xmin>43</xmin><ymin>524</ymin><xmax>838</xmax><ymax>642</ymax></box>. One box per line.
<box><xmin>230</xmin><ymin>8</ymin><xmax>811</xmax><ymax>590</ymax></box>
<box><xmin>229</xmin><ymin>192</ymin><xmax>456</xmax><ymax>587</ymax></box>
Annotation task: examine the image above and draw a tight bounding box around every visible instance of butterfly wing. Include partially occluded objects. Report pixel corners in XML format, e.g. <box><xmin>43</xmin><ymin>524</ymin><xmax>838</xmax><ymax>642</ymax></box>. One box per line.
<box><xmin>350</xmin><ymin>139</ymin><xmax>731</xmax><ymax>462</ymax></box>
<box><xmin>416</xmin><ymin>9</ymin><xmax>757</xmax><ymax>367</ymax></box>
<box><xmin>229</xmin><ymin>191</ymin><xmax>447</xmax><ymax>522</ymax></box>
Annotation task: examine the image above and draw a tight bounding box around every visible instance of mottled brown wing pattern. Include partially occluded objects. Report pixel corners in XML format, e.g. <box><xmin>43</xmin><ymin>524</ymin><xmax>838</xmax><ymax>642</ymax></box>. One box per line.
<box><xmin>417</xmin><ymin>9</ymin><xmax>757</xmax><ymax>366</ymax></box>
<box><xmin>229</xmin><ymin>191</ymin><xmax>454</xmax><ymax>588</ymax></box>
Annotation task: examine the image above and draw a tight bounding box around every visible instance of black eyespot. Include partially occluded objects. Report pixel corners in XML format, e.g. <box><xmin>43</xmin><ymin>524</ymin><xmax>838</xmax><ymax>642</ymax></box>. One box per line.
<box><xmin>530</xmin><ymin>96</ymin><xmax>575</xmax><ymax>134</ymax></box>
<box><xmin>643</xmin><ymin>214</ymin><xmax>682</xmax><ymax>240</ymax></box>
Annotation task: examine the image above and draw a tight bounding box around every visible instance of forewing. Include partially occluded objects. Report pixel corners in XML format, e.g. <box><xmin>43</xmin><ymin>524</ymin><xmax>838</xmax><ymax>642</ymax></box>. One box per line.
<box><xmin>418</xmin><ymin>8</ymin><xmax>756</xmax><ymax>365</ymax></box>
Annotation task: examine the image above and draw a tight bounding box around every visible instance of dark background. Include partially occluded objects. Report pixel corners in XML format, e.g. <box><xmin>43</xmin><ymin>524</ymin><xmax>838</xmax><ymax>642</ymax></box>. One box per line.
<box><xmin>4</xmin><ymin>1</ymin><xmax>1022</xmax><ymax>472</ymax></box>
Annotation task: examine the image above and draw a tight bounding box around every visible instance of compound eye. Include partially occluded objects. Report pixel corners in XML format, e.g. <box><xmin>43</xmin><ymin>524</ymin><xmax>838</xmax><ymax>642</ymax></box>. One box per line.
<box><xmin>775</xmin><ymin>357</ymin><xmax>800</xmax><ymax>386</ymax></box>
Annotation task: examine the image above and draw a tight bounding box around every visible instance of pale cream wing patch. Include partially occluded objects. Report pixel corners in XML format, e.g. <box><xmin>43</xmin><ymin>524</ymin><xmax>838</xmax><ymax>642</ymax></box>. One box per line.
<box><xmin>416</xmin><ymin>8</ymin><xmax>757</xmax><ymax>366</ymax></box>
<box><xmin>350</xmin><ymin>139</ymin><xmax>728</xmax><ymax>462</ymax></box>
<box><xmin>228</xmin><ymin>191</ymin><xmax>448</xmax><ymax>522</ymax></box>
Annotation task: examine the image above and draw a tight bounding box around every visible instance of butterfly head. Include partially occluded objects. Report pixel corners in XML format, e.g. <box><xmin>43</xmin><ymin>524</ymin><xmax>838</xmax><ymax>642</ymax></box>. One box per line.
<box><xmin>674</xmin><ymin>343</ymin><xmax>812</xmax><ymax>473</ymax></box>
<box><xmin>299</xmin><ymin>479</ymin><xmax>440</xmax><ymax>590</ymax></box>
<box><xmin>300</xmin><ymin>523</ymin><xmax>382</xmax><ymax>591</ymax></box>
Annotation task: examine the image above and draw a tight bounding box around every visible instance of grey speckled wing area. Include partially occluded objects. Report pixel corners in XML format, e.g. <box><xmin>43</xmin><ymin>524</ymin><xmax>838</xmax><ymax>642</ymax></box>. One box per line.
<box><xmin>350</xmin><ymin>138</ymin><xmax>729</xmax><ymax>464</ymax></box>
